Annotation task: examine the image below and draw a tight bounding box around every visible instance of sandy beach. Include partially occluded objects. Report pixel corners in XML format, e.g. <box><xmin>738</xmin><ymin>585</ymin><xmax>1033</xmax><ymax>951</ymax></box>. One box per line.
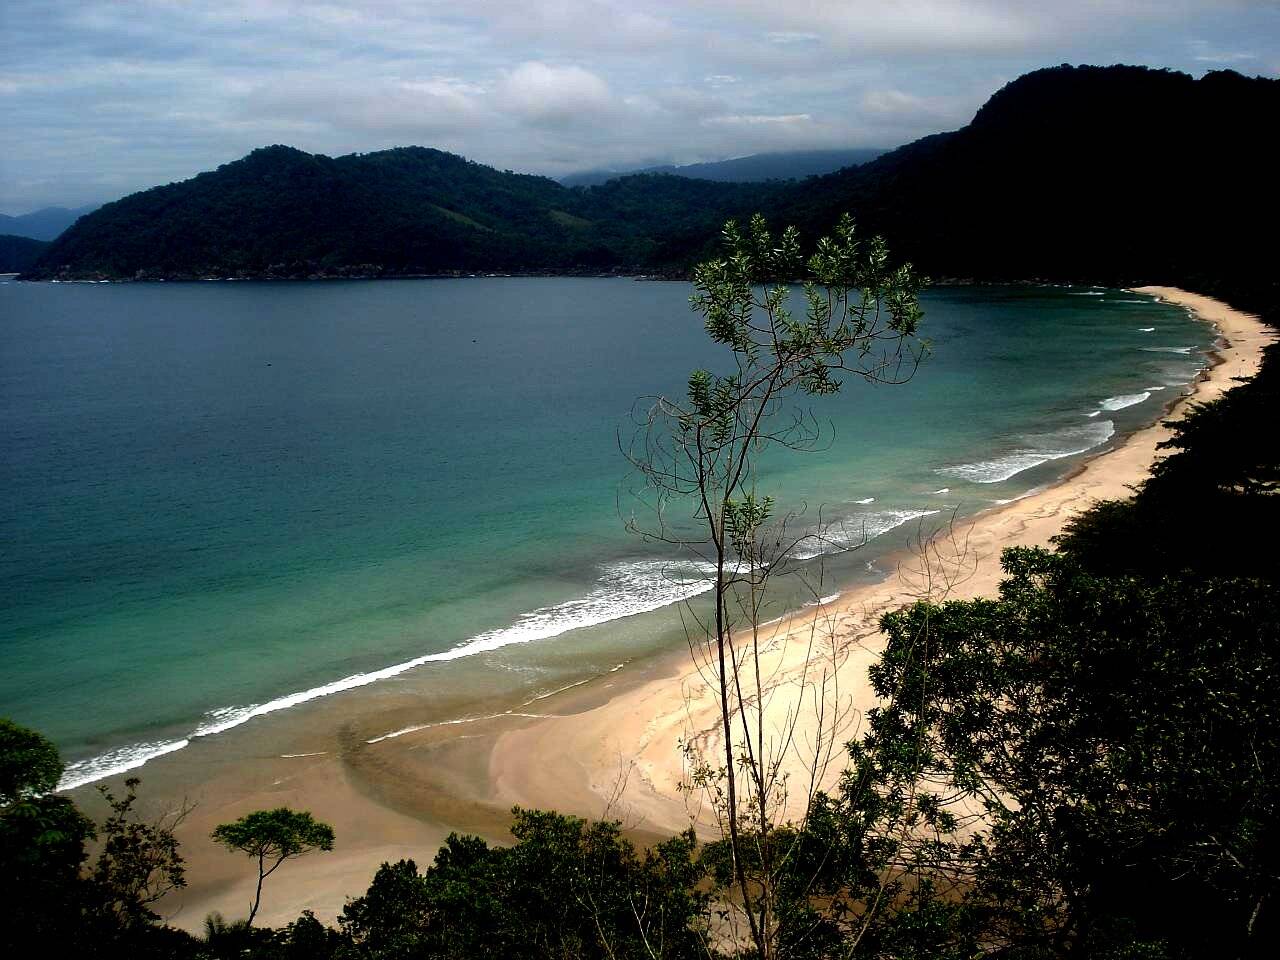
<box><xmin>101</xmin><ymin>286</ymin><xmax>1271</xmax><ymax>932</ymax></box>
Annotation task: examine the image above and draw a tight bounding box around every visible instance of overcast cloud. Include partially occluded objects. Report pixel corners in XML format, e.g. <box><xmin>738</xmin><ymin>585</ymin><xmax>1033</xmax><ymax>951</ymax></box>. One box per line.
<box><xmin>1</xmin><ymin>1</ymin><xmax>1277</xmax><ymax>211</ymax></box>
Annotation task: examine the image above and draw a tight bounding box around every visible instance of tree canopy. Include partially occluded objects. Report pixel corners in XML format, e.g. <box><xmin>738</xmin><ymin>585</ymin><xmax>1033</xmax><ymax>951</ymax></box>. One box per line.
<box><xmin>212</xmin><ymin>808</ymin><xmax>335</xmax><ymax>925</ymax></box>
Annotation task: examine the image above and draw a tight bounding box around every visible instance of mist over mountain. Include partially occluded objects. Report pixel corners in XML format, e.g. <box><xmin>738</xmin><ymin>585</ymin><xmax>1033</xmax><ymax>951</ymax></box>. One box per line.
<box><xmin>0</xmin><ymin>205</ymin><xmax>101</xmax><ymax>242</ymax></box>
<box><xmin>558</xmin><ymin>148</ymin><xmax>887</xmax><ymax>188</ymax></box>
<box><xmin>25</xmin><ymin>65</ymin><xmax>1279</xmax><ymax>315</ymax></box>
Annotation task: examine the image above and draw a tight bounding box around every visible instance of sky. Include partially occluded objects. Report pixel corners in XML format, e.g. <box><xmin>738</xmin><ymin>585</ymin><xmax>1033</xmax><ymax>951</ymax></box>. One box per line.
<box><xmin>2</xmin><ymin>1</ymin><xmax>1278</xmax><ymax>213</ymax></box>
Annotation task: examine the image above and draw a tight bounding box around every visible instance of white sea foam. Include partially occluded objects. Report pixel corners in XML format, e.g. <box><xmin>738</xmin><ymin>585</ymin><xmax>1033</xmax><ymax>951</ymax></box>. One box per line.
<box><xmin>1141</xmin><ymin>346</ymin><xmax>1194</xmax><ymax>354</ymax></box>
<box><xmin>1138</xmin><ymin>326</ymin><xmax>1156</xmax><ymax>332</ymax></box>
<box><xmin>59</xmin><ymin>738</ymin><xmax>190</xmax><ymax>791</ymax></box>
<box><xmin>938</xmin><ymin>420</ymin><xmax>1115</xmax><ymax>484</ymax></box>
<box><xmin>930</xmin><ymin>488</ymin><xmax>950</xmax><ymax>495</ymax></box>
<box><xmin>854</xmin><ymin>497</ymin><xmax>876</xmax><ymax>504</ymax></box>
<box><xmin>61</xmin><ymin>557</ymin><xmax>718</xmax><ymax>789</ymax></box>
<box><xmin>1068</xmin><ymin>290</ymin><xmax>1105</xmax><ymax>296</ymax></box>
<box><xmin>1099</xmin><ymin>391</ymin><xmax>1151</xmax><ymax>411</ymax></box>
<box><xmin>792</xmin><ymin>508</ymin><xmax>943</xmax><ymax>560</ymax></box>
<box><xmin>803</xmin><ymin>593</ymin><xmax>842</xmax><ymax>607</ymax></box>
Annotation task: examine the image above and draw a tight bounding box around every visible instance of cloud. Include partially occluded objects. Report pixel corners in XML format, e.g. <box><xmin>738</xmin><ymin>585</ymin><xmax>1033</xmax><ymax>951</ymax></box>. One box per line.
<box><xmin>704</xmin><ymin>113</ymin><xmax>813</xmax><ymax>126</ymax></box>
<box><xmin>497</xmin><ymin>62</ymin><xmax>613</xmax><ymax>126</ymax></box>
<box><xmin>1</xmin><ymin>0</ymin><xmax>1278</xmax><ymax>210</ymax></box>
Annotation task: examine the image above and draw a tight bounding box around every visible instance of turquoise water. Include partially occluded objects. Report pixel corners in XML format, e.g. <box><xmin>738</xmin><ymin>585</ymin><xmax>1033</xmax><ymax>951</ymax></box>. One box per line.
<box><xmin>0</xmin><ymin>279</ymin><xmax>1208</xmax><ymax>786</ymax></box>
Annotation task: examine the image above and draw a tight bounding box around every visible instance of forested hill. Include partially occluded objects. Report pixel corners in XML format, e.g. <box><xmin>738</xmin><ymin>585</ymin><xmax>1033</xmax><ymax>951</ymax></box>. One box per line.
<box><xmin>23</xmin><ymin>65</ymin><xmax>1280</xmax><ymax>295</ymax></box>
<box><xmin>760</xmin><ymin>64</ymin><xmax>1279</xmax><ymax>314</ymax></box>
<box><xmin>24</xmin><ymin>146</ymin><xmax>777</xmax><ymax>280</ymax></box>
<box><xmin>0</xmin><ymin>234</ymin><xmax>49</xmax><ymax>273</ymax></box>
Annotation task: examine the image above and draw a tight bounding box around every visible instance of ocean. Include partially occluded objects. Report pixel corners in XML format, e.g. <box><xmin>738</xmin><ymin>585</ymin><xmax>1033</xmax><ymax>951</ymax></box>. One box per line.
<box><xmin>0</xmin><ymin>278</ymin><xmax>1209</xmax><ymax>788</ymax></box>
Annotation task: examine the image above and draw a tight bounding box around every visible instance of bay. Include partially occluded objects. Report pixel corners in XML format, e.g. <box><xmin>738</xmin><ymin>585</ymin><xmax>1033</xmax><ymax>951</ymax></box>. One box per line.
<box><xmin>0</xmin><ymin>278</ymin><xmax>1208</xmax><ymax>785</ymax></box>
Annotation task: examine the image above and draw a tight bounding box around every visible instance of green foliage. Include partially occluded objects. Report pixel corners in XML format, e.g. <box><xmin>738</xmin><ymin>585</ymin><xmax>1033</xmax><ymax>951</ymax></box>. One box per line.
<box><xmin>1055</xmin><ymin>341</ymin><xmax>1280</xmax><ymax>582</ymax></box>
<box><xmin>632</xmin><ymin>211</ymin><xmax>923</xmax><ymax>960</ymax></box>
<box><xmin>339</xmin><ymin>809</ymin><xmax>710</xmax><ymax>960</ymax></box>
<box><xmin>0</xmin><ymin>715</ymin><xmax>64</xmax><ymax>803</ymax></box>
<box><xmin>212</xmin><ymin>807</ymin><xmax>335</xmax><ymax>924</ymax></box>
<box><xmin>0</xmin><ymin>719</ymin><xmax>201</xmax><ymax>957</ymax></box>
<box><xmin>864</xmin><ymin>548</ymin><xmax>1280</xmax><ymax>956</ymax></box>
<box><xmin>212</xmin><ymin>807</ymin><xmax>336</xmax><ymax>862</ymax></box>
<box><xmin>0</xmin><ymin>233</ymin><xmax>50</xmax><ymax>272</ymax></box>
<box><xmin>28</xmin><ymin>146</ymin><xmax>777</xmax><ymax>280</ymax></box>
<box><xmin>0</xmin><ymin>718</ymin><xmax>93</xmax><ymax>951</ymax></box>
<box><xmin>91</xmin><ymin>777</ymin><xmax>187</xmax><ymax>929</ymax></box>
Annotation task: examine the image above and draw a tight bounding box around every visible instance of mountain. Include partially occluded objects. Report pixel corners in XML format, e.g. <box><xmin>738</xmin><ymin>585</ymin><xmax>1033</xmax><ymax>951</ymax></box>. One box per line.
<box><xmin>0</xmin><ymin>204</ymin><xmax>101</xmax><ymax>241</ymax></box>
<box><xmin>26</xmin><ymin>147</ymin><xmax>777</xmax><ymax>279</ymax></box>
<box><xmin>0</xmin><ymin>234</ymin><xmax>50</xmax><ymax>272</ymax></box>
<box><xmin>559</xmin><ymin>148</ymin><xmax>887</xmax><ymax>188</ymax></box>
<box><xmin>24</xmin><ymin>65</ymin><xmax>1279</xmax><ymax>306</ymax></box>
<box><xmin>759</xmin><ymin>65</ymin><xmax>1278</xmax><ymax>312</ymax></box>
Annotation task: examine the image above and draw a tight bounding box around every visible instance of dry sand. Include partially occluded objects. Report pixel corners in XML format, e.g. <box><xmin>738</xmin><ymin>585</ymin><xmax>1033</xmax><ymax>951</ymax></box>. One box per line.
<box><xmin>133</xmin><ymin>287</ymin><xmax>1271</xmax><ymax>931</ymax></box>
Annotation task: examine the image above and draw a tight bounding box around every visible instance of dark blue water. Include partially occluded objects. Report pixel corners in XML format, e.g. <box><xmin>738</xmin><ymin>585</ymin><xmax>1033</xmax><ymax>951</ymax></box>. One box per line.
<box><xmin>0</xmin><ymin>279</ymin><xmax>1207</xmax><ymax>786</ymax></box>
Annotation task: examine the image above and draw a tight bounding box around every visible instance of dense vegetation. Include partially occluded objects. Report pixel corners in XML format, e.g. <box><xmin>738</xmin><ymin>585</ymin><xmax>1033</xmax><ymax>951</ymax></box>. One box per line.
<box><xmin>24</xmin><ymin>65</ymin><xmax>1280</xmax><ymax>303</ymax></box>
<box><xmin>0</xmin><ymin>233</ymin><xmax>49</xmax><ymax>272</ymax></box>
<box><xmin>762</xmin><ymin>65</ymin><xmax>1279</xmax><ymax>320</ymax></box>
<box><xmin>25</xmin><ymin>146</ymin><xmax>776</xmax><ymax>279</ymax></box>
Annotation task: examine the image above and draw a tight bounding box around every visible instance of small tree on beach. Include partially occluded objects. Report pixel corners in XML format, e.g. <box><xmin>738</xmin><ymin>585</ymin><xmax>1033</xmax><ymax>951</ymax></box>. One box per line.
<box><xmin>212</xmin><ymin>807</ymin><xmax>334</xmax><ymax>925</ymax></box>
<box><xmin>625</xmin><ymin>213</ymin><xmax>925</xmax><ymax>958</ymax></box>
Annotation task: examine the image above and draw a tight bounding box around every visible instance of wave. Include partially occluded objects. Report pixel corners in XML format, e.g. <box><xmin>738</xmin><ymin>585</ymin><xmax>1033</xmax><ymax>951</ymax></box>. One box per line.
<box><xmin>792</xmin><ymin>508</ymin><xmax>943</xmax><ymax>560</ymax></box>
<box><xmin>59</xmin><ymin>557</ymin><xmax>717</xmax><ymax>790</ymax></box>
<box><xmin>930</xmin><ymin>487</ymin><xmax>950</xmax><ymax>495</ymax></box>
<box><xmin>1068</xmin><ymin>290</ymin><xmax>1105</xmax><ymax>296</ymax></box>
<box><xmin>939</xmin><ymin>420</ymin><xmax>1115</xmax><ymax>484</ymax></box>
<box><xmin>1138</xmin><ymin>326</ymin><xmax>1156</xmax><ymax>332</ymax></box>
<box><xmin>854</xmin><ymin>497</ymin><xmax>875</xmax><ymax>504</ymax></box>
<box><xmin>804</xmin><ymin>593</ymin><xmax>842</xmax><ymax>607</ymax></box>
<box><xmin>1099</xmin><ymin>391</ymin><xmax>1151</xmax><ymax>411</ymax></box>
<box><xmin>1141</xmin><ymin>346</ymin><xmax>1194</xmax><ymax>354</ymax></box>
<box><xmin>59</xmin><ymin>738</ymin><xmax>191</xmax><ymax>791</ymax></box>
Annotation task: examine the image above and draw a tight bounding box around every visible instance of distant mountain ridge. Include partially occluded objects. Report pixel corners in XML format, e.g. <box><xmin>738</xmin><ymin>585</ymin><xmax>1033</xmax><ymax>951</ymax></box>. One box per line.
<box><xmin>0</xmin><ymin>204</ymin><xmax>101</xmax><ymax>241</ymax></box>
<box><xmin>23</xmin><ymin>65</ymin><xmax>1280</xmax><ymax>308</ymax></box>
<box><xmin>558</xmin><ymin>148</ymin><xmax>887</xmax><ymax>188</ymax></box>
<box><xmin>26</xmin><ymin>147</ymin><xmax>777</xmax><ymax>279</ymax></box>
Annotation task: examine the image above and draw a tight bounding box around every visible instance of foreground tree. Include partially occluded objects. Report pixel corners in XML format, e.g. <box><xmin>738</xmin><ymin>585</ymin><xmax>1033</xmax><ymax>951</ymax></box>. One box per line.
<box><xmin>340</xmin><ymin>808</ymin><xmax>710</xmax><ymax>960</ymax></box>
<box><xmin>626</xmin><ymin>213</ymin><xmax>924</xmax><ymax>958</ymax></box>
<box><xmin>91</xmin><ymin>777</ymin><xmax>189</xmax><ymax>931</ymax></box>
<box><xmin>0</xmin><ymin>718</ymin><xmax>95</xmax><ymax>951</ymax></box>
<box><xmin>212</xmin><ymin>807</ymin><xmax>335</xmax><ymax>925</ymax></box>
<box><xmin>1</xmin><ymin>719</ymin><xmax>197</xmax><ymax>956</ymax></box>
<box><xmin>860</xmin><ymin>548</ymin><xmax>1280</xmax><ymax>956</ymax></box>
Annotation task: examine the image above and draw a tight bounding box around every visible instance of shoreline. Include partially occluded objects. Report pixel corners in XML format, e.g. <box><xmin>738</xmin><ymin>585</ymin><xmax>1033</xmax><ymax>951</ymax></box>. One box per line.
<box><xmin>484</xmin><ymin>287</ymin><xmax>1275</xmax><ymax>833</ymax></box>
<box><xmin>81</xmin><ymin>286</ymin><xmax>1272</xmax><ymax>932</ymax></box>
